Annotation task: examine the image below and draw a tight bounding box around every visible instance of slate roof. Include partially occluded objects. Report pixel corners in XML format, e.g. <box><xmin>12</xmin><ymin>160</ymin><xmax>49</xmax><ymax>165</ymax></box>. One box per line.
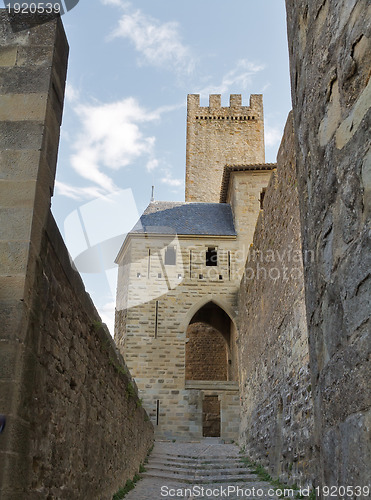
<box><xmin>130</xmin><ymin>201</ymin><xmax>236</xmax><ymax>236</ymax></box>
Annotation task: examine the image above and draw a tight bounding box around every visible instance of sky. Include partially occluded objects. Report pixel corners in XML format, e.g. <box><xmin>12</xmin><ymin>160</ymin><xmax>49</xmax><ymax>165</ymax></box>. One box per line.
<box><xmin>2</xmin><ymin>0</ymin><xmax>293</xmax><ymax>333</ymax></box>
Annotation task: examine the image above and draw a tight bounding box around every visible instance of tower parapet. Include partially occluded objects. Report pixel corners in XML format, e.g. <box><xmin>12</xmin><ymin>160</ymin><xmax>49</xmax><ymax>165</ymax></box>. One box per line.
<box><xmin>187</xmin><ymin>93</ymin><xmax>263</xmax><ymax>118</ymax></box>
<box><xmin>185</xmin><ymin>94</ymin><xmax>265</xmax><ymax>202</ymax></box>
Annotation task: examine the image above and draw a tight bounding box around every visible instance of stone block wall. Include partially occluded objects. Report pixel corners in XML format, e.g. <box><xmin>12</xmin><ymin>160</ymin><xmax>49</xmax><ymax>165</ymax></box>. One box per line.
<box><xmin>115</xmin><ymin>235</ymin><xmax>241</xmax><ymax>440</ymax></box>
<box><xmin>0</xmin><ymin>12</ymin><xmax>153</xmax><ymax>499</ymax></box>
<box><xmin>238</xmin><ymin>113</ymin><xmax>315</xmax><ymax>487</ymax></box>
<box><xmin>223</xmin><ymin>168</ymin><xmax>274</xmax><ymax>250</ymax></box>
<box><xmin>27</xmin><ymin>213</ymin><xmax>153</xmax><ymax>499</ymax></box>
<box><xmin>186</xmin><ymin>94</ymin><xmax>265</xmax><ymax>203</ymax></box>
<box><xmin>185</xmin><ymin>323</ymin><xmax>228</xmax><ymax>381</ymax></box>
<box><xmin>285</xmin><ymin>0</ymin><xmax>371</xmax><ymax>491</ymax></box>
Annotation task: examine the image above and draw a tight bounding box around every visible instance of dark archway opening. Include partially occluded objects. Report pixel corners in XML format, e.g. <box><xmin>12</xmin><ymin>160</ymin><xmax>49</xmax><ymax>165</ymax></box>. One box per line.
<box><xmin>185</xmin><ymin>301</ymin><xmax>236</xmax><ymax>381</ymax></box>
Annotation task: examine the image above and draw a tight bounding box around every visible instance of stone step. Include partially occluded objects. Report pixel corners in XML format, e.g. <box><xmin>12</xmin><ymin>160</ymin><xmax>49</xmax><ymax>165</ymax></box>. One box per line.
<box><xmin>147</xmin><ymin>459</ymin><xmax>246</xmax><ymax>469</ymax></box>
<box><xmin>145</xmin><ymin>464</ymin><xmax>250</xmax><ymax>476</ymax></box>
<box><xmin>149</xmin><ymin>454</ymin><xmax>242</xmax><ymax>464</ymax></box>
<box><xmin>141</xmin><ymin>470</ymin><xmax>261</xmax><ymax>484</ymax></box>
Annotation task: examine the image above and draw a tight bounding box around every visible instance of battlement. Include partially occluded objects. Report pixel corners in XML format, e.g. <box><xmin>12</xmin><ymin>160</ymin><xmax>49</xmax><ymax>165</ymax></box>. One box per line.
<box><xmin>186</xmin><ymin>91</ymin><xmax>265</xmax><ymax>203</ymax></box>
<box><xmin>187</xmin><ymin>93</ymin><xmax>263</xmax><ymax>118</ymax></box>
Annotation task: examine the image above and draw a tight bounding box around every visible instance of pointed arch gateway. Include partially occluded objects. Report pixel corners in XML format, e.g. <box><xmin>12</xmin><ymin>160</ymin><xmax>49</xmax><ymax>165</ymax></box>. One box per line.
<box><xmin>184</xmin><ymin>300</ymin><xmax>239</xmax><ymax>438</ymax></box>
<box><xmin>185</xmin><ymin>300</ymin><xmax>238</xmax><ymax>382</ymax></box>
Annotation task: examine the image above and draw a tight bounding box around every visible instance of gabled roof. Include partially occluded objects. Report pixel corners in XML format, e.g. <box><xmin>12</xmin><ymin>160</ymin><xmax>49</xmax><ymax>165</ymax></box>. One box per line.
<box><xmin>130</xmin><ymin>201</ymin><xmax>236</xmax><ymax>236</ymax></box>
<box><xmin>220</xmin><ymin>163</ymin><xmax>276</xmax><ymax>202</ymax></box>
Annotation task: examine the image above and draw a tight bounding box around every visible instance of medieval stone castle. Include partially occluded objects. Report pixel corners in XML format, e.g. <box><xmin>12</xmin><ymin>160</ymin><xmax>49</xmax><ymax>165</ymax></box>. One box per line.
<box><xmin>0</xmin><ymin>3</ymin><xmax>369</xmax><ymax>499</ymax></box>
<box><xmin>114</xmin><ymin>94</ymin><xmax>274</xmax><ymax>441</ymax></box>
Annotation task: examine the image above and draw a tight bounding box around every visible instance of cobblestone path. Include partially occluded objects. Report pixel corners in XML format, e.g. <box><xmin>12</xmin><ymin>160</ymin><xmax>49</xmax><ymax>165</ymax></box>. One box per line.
<box><xmin>124</xmin><ymin>439</ymin><xmax>291</xmax><ymax>500</ymax></box>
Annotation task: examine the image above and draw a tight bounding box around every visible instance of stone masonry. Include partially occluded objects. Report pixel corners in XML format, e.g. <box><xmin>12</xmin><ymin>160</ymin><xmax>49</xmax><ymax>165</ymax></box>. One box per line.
<box><xmin>115</xmin><ymin>111</ymin><xmax>274</xmax><ymax>442</ymax></box>
<box><xmin>285</xmin><ymin>0</ymin><xmax>371</xmax><ymax>491</ymax></box>
<box><xmin>185</xmin><ymin>323</ymin><xmax>228</xmax><ymax>381</ymax></box>
<box><xmin>115</xmin><ymin>229</ymin><xmax>242</xmax><ymax>441</ymax></box>
<box><xmin>238</xmin><ymin>113</ymin><xmax>315</xmax><ymax>488</ymax></box>
<box><xmin>1</xmin><ymin>2</ymin><xmax>368</xmax><ymax>496</ymax></box>
<box><xmin>186</xmin><ymin>94</ymin><xmax>265</xmax><ymax>203</ymax></box>
<box><xmin>0</xmin><ymin>12</ymin><xmax>153</xmax><ymax>499</ymax></box>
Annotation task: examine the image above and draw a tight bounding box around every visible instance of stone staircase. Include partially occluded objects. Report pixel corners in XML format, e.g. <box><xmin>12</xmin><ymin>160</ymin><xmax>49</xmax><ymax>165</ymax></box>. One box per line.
<box><xmin>143</xmin><ymin>452</ymin><xmax>262</xmax><ymax>484</ymax></box>
<box><xmin>124</xmin><ymin>441</ymin><xmax>294</xmax><ymax>500</ymax></box>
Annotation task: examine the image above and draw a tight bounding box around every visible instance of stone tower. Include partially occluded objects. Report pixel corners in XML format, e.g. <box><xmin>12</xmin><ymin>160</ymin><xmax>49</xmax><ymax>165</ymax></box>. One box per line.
<box><xmin>185</xmin><ymin>94</ymin><xmax>265</xmax><ymax>202</ymax></box>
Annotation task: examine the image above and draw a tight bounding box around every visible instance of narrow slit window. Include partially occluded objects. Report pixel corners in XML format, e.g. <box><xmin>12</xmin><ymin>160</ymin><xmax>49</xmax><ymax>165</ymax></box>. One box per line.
<box><xmin>260</xmin><ymin>188</ymin><xmax>266</xmax><ymax>210</ymax></box>
<box><xmin>154</xmin><ymin>300</ymin><xmax>159</xmax><ymax>338</ymax></box>
<box><xmin>147</xmin><ymin>249</ymin><xmax>151</xmax><ymax>277</ymax></box>
<box><xmin>164</xmin><ymin>246</ymin><xmax>176</xmax><ymax>266</ymax></box>
<box><xmin>228</xmin><ymin>251</ymin><xmax>231</xmax><ymax>281</ymax></box>
<box><xmin>189</xmin><ymin>250</ymin><xmax>192</xmax><ymax>277</ymax></box>
<box><xmin>206</xmin><ymin>247</ymin><xmax>217</xmax><ymax>267</ymax></box>
<box><xmin>156</xmin><ymin>400</ymin><xmax>160</xmax><ymax>425</ymax></box>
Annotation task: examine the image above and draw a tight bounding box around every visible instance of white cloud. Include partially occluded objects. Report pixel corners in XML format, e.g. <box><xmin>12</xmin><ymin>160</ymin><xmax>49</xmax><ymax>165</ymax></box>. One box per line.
<box><xmin>265</xmin><ymin>124</ymin><xmax>283</xmax><ymax>148</ymax></box>
<box><xmin>161</xmin><ymin>174</ymin><xmax>183</xmax><ymax>188</ymax></box>
<box><xmin>58</xmin><ymin>88</ymin><xmax>183</xmax><ymax>201</ymax></box>
<box><xmin>99</xmin><ymin>300</ymin><xmax>116</xmax><ymax>336</ymax></box>
<box><xmin>66</xmin><ymin>97</ymin><xmax>161</xmax><ymax>195</ymax></box>
<box><xmin>198</xmin><ymin>59</ymin><xmax>265</xmax><ymax>96</ymax></box>
<box><xmin>55</xmin><ymin>181</ymin><xmax>110</xmax><ymax>200</ymax></box>
<box><xmin>101</xmin><ymin>0</ymin><xmax>125</xmax><ymax>6</ymax></box>
<box><xmin>146</xmin><ymin>158</ymin><xmax>159</xmax><ymax>172</ymax></box>
<box><xmin>105</xmin><ymin>1</ymin><xmax>194</xmax><ymax>74</ymax></box>
<box><xmin>65</xmin><ymin>82</ymin><xmax>80</xmax><ymax>103</ymax></box>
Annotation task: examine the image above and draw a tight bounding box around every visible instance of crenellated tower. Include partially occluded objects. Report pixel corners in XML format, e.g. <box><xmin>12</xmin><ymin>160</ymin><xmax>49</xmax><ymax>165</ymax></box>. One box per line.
<box><xmin>185</xmin><ymin>94</ymin><xmax>265</xmax><ymax>202</ymax></box>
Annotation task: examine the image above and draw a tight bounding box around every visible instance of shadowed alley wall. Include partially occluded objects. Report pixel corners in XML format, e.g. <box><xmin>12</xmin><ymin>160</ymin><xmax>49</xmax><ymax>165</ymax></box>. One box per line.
<box><xmin>238</xmin><ymin>113</ymin><xmax>315</xmax><ymax>487</ymax></box>
<box><xmin>0</xmin><ymin>12</ymin><xmax>153</xmax><ymax>499</ymax></box>
<box><xmin>285</xmin><ymin>0</ymin><xmax>371</xmax><ymax>491</ymax></box>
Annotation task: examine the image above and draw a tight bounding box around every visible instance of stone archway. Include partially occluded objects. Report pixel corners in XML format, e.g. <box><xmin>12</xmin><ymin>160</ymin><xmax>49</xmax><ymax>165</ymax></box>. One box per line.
<box><xmin>185</xmin><ymin>301</ymin><xmax>237</xmax><ymax>382</ymax></box>
<box><xmin>184</xmin><ymin>301</ymin><xmax>238</xmax><ymax>437</ymax></box>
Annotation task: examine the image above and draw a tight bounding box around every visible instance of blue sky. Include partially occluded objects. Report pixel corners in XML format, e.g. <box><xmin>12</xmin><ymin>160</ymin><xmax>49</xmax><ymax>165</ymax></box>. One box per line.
<box><xmin>3</xmin><ymin>0</ymin><xmax>292</xmax><ymax>332</ymax></box>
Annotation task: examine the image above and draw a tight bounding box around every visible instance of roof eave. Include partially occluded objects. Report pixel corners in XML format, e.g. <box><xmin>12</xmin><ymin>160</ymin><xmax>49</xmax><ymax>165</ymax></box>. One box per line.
<box><xmin>219</xmin><ymin>163</ymin><xmax>277</xmax><ymax>203</ymax></box>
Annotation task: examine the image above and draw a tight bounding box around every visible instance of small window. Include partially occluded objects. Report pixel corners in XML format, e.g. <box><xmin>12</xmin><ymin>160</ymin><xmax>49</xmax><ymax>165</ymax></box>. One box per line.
<box><xmin>260</xmin><ymin>188</ymin><xmax>266</xmax><ymax>210</ymax></box>
<box><xmin>206</xmin><ymin>247</ymin><xmax>217</xmax><ymax>267</ymax></box>
<box><xmin>164</xmin><ymin>246</ymin><xmax>176</xmax><ymax>266</ymax></box>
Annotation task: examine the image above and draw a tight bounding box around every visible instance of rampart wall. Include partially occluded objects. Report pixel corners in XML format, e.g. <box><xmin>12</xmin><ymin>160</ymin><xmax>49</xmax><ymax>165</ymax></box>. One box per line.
<box><xmin>0</xmin><ymin>12</ymin><xmax>153</xmax><ymax>499</ymax></box>
<box><xmin>285</xmin><ymin>0</ymin><xmax>371</xmax><ymax>490</ymax></box>
<box><xmin>238</xmin><ymin>113</ymin><xmax>315</xmax><ymax>486</ymax></box>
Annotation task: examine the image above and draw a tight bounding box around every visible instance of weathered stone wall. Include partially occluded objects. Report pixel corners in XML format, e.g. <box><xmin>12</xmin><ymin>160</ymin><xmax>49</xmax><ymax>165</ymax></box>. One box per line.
<box><xmin>0</xmin><ymin>12</ymin><xmax>153</xmax><ymax>499</ymax></box>
<box><xmin>185</xmin><ymin>323</ymin><xmax>228</xmax><ymax>381</ymax></box>
<box><xmin>238</xmin><ymin>113</ymin><xmax>315</xmax><ymax>487</ymax></box>
<box><xmin>223</xmin><ymin>168</ymin><xmax>274</xmax><ymax>251</ymax></box>
<box><xmin>115</xmin><ymin>235</ymin><xmax>241</xmax><ymax>440</ymax></box>
<box><xmin>28</xmin><ymin>213</ymin><xmax>153</xmax><ymax>499</ymax></box>
<box><xmin>186</xmin><ymin>94</ymin><xmax>265</xmax><ymax>203</ymax></box>
<box><xmin>285</xmin><ymin>0</ymin><xmax>371</xmax><ymax>491</ymax></box>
